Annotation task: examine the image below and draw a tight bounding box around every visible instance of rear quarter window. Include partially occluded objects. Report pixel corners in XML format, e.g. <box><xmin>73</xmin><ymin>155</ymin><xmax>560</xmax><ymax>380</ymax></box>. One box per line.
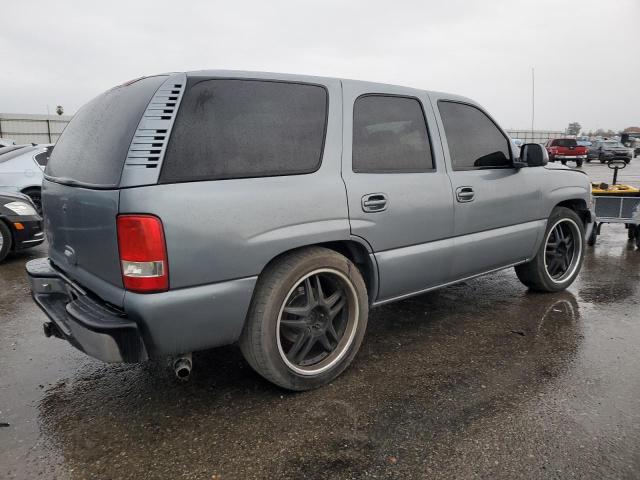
<box><xmin>160</xmin><ymin>79</ymin><xmax>328</xmax><ymax>183</ymax></box>
<box><xmin>46</xmin><ymin>76</ymin><xmax>166</xmax><ymax>187</ymax></box>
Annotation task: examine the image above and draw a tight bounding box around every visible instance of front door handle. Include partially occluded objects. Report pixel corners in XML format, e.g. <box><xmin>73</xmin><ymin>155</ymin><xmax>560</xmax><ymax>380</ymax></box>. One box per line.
<box><xmin>362</xmin><ymin>193</ymin><xmax>388</xmax><ymax>212</ymax></box>
<box><xmin>456</xmin><ymin>186</ymin><xmax>475</xmax><ymax>202</ymax></box>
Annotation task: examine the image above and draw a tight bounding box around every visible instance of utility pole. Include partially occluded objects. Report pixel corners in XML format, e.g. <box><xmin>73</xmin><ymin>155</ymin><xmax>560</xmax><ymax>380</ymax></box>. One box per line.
<box><xmin>531</xmin><ymin>67</ymin><xmax>535</xmax><ymax>136</ymax></box>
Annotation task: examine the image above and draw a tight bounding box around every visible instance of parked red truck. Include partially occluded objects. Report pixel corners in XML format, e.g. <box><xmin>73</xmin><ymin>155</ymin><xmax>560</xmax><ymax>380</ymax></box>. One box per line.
<box><xmin>545</xmin><ymin>138</ymin><xmax>588</xmax><ymax>167</ymax></box>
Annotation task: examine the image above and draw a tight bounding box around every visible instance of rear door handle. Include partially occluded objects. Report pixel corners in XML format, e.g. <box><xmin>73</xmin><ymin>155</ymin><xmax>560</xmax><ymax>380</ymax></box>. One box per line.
<box><xmin>362</xmin><ymin>193</ymin><xmax>388</xmax><ymax>212</ymax></box>
<box><xmin>456</xmin><ymin>186</ymin><xmax>475</xmax><ymax>202</ymax></box>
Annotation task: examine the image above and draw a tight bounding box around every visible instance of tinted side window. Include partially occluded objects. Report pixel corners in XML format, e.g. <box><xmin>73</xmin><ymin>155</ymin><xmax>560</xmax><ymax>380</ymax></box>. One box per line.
<box><xmin>160</xmin><ymin>79</ymin><xmax>328</xmax><ymax>183</ymax></box>
<box><xmin>352</xmin><ymin>95</ymin><xmax>433</xmax><ymax>173</ymax></box>
<box><xmin>438</xmin><ymin>101</ymin><xmax>511</xmax><ymax>170</ymax></box>
<box><xmin>47</xmin><ymin>75</ymin><xmax>166</xmax><ymax>186</ymax></box>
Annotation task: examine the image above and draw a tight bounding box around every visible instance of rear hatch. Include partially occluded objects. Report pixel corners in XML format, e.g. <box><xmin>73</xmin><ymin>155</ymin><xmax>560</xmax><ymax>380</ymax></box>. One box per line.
<box><xmin>43</xmin><ymin>75</ymin><xmax>167</xmax><ymax>307</ymax></box>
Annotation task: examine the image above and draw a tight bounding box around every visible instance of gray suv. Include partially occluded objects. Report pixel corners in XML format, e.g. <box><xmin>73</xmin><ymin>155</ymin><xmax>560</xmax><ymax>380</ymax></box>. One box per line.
<box><xmin>27</xmin><ymin>71</ymin><xmax>594</xmax><ymax>390</ymax></box>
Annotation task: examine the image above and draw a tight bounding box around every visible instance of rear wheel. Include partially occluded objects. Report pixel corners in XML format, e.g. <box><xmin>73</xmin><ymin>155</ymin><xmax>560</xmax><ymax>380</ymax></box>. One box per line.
<box><xmin>561</xmin><ymin>159</ymin><xmax>567</xmax><ymax>165</ymax></box>
<box><xmin>240</xmin><ymin>247</ymin><xmax>368</xmax><ymax>391</ymax></box>
<box><xmin>576</xmin><ymin>159</ymin><xmax>583</xmax><ymax>167</ymax></box>
<box><xmin>0</xmin><ymin>221</ymin><xmax>12</xmax><ymax>262</ymax></box>
<box><xmin>516</xmin><ymin>207</ymin><xmax>585</xmax><ymax>292</ymax></box>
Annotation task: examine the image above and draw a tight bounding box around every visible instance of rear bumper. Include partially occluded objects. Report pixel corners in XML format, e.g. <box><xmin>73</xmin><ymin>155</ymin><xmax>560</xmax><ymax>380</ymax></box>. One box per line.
<box><xmin>26</xmin><ymin>258</ymin><xmax>257</xmax><ymax>362</ymax></box>
<box><xmin>27</xmin><ymin>258</ymin><xmax>147</xmax><ymax>363</ymax></box>
<box><xmin>553</xmin><ymin>155</ymin><xmax>587</xmax><ymax>160</ymax></box>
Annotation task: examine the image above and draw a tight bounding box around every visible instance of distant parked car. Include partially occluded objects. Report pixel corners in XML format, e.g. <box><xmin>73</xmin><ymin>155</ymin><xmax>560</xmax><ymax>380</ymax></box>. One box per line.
<box><xmin>0</xmin><ymin>144</ymin><xmax>53</xmax><ymax>212</ymax></box>
<box><xmin>545</xmin><ymin>138</ymin><xmax>588</xmax><ymax>167</ymax></box>
<box><xmin>0</xmin><ymin>190</ymin><xmax>44</xmax><ymax>262</ymax></box>
<box><xmin>587</xmin><ymin>140</ymin><xmax>632</xmax><ymax>164</ymax></box>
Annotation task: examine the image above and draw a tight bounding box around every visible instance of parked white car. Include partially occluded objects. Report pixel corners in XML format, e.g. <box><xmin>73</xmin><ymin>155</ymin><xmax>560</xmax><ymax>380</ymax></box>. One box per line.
<box><xmin>0</xmin><ymin>144</ymin><xmax>53</xmax><ymax>212</ymax></box>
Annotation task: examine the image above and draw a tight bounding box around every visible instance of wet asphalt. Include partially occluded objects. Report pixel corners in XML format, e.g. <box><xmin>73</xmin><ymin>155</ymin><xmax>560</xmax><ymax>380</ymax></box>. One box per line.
<box><xmin>1</xmin><ymin>160</ymin><xmax>640</xmax><ymax>480</ymax></box>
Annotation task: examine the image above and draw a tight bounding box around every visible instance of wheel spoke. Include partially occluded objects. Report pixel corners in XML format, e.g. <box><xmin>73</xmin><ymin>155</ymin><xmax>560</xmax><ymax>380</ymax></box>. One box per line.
<box><xmin>295</xmin><ymin>335</ymin><xmax>317</xmax><ymax>363</ymax></box>
<box><xmin>329</xmin><ymin>297</ymin><xmax>346</xmax><ymax>320</ymax></box>
<box><xmin>314</xmin><ymin>275</ymin><xmax>324</xmax><ymax>302</ymax></box>
<box><xmin>317</xmin><ymin>333</ymin><xmax>333</xmax><ymax>351</ymax></box>
<box><xmin>324</xmin><ymin>289</ymin><xmax>343</xmax><ymax>308</ymax></box>
<box><xmin>326</xmin><ymin>322</ymin><xmax>339</xmax><ymax>343</ymax></box>
<box><xmin>283</xmin><ymin>305</ymin><xmax>311</xmax><ymax>317</ymax></box>
<box><xmin>304</xmin><ymin>277</ymin><xmax>317</xmax><ymax>305</ymax></box>
<box><xmin>280</xmin><ymin>318</ymin><xmax>307</xmax><ymax>329</ymax></box>
<box><xmin>548</xmin><ymin>257</ymin><xmax>561</xmax><ymax>275</ymax></box>
<box><xmin>287</xmin><ymin>330</ymin><xmax>310</xmax><ymax>359</ymax></box>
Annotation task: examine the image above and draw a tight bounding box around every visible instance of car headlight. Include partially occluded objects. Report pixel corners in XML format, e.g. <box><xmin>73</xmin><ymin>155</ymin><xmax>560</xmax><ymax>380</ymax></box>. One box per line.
<box><xmin>4</xmin><ymin>201</ymin><xmax>37</xmax><ymax>216</ymax></box>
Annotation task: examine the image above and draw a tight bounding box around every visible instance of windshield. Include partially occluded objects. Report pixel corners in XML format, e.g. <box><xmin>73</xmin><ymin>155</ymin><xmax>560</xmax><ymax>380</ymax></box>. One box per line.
<box><xmin>603</xmin><ymin>141</ymin><xmax>624</xmax><ymax>148</ymax></box>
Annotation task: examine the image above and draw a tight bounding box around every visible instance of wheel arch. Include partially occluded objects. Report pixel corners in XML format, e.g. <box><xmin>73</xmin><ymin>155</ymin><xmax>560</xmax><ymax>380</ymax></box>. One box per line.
<box><xmin>554</xmin><ymin>198</ymin><xmax>591</xmax><ymax>227</ymax></box>
<box><xmin>257</xmin><ymin>238</ymin><xmax>379</xmax><ymax>304</ymax></box>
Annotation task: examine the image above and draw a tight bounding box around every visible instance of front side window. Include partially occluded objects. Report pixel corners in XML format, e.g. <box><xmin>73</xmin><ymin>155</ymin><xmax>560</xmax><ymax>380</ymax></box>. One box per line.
<box><xmin>352</xmin><ymin>95</ymin><xmax>433</xmax><ymax>173</ymax></box>
<box><xmin>438</xmin><ymin>101</ymin><xmax>511</xmax><ymax>170</ymax></box>
<box><xmin>160</xmin><ymin>79</ymin><xmax>328</xmax><ymax>183</ymax></box>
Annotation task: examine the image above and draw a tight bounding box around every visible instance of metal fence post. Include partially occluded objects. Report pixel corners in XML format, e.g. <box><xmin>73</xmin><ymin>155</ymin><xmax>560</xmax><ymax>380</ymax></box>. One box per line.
<box><xmin>46</xmin><ymin>119</ymin><xmax>52</xmax><ymax>143</ymax></box>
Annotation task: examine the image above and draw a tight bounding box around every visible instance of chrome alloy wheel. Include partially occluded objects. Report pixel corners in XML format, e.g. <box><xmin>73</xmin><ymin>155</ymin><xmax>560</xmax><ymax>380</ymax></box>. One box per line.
<box><xmin>544</xmin><ymin>218</ymin><xmax>582</xmax><ymax>283</ymax></box>
<box><xmin>276</xmin><ymin>268</ymin><xmax>359</xmax><ymax>376</ymax></box>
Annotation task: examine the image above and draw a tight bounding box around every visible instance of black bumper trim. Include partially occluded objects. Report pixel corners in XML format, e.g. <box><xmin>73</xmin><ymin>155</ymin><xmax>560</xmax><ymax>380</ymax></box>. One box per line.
<box><xmin>26</xmin><ymin>258</ymin><xmax>148</xmax><ymax>363</ymax></box>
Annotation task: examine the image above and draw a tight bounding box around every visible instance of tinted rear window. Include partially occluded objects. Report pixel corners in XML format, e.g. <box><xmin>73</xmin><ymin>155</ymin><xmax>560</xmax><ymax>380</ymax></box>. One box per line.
<box><xmin>160</xmin><ymin>79</ymin><xmax>328</xmax><ymax>183</ymax></box>
<box><xmin>551</xmin><ymin>139</ymin><xmax>577</xmax><ymax>147</ymax></box>
<box><xmin>46</xmin><ymin>76</ymin><xmax>166</xmax><ymax>187</ymax></box>
<box><xmin>352</xmin><ymin>95</ymin><xmax>433</xmax><ymax>173</ymax></box>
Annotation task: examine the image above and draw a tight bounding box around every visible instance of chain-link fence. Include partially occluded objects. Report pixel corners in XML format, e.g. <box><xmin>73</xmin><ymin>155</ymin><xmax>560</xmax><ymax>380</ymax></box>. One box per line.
<box><xmin>0</xmin><ymin>113</ymin><xmax>72</xmax><ymax>144</ymax></box>
<box><xmin>505</xmin><ymin>130</ymin><xmax>565</xmax><ymax>144</ymax></box>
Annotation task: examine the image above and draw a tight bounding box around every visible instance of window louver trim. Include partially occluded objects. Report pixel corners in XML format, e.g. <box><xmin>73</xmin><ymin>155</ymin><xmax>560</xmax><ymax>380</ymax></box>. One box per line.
<box><xmin>120</xmin><ymin>73</ymin><xmax>186</xmax><ymax>187</ymax></box>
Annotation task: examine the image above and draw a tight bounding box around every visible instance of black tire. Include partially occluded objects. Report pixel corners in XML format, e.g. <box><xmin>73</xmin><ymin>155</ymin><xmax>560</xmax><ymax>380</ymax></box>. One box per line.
<box><xmin>576</xmin><ymin>159</ymin><xmax>583</xmax><ymax>167</ymax></box>
<box><xmin>587</xmin><ymin>222</ymin><xmax>598</xmax><ymax>246</ymax></box>
<box><xmin>625</xmin><ymin>159</ymin><xmax>631</xmax><ymax>164</ymax></box>
<box><xmin>239</xmin><ymin>247</ymin><xmax>368</xmax><ymax>391</ymax></box>
<box><xmin>586</xmin><ymin>158</ymin><xmax>591</xmax><ymax>163</ymax></box>
<box><xmin>0</xmin><ymin>221</ymin><xmax>12</xmax><ymax>262</ymax></box>
<box><xmin>627</xmin><ymin>224</ymin><xmax>636</xmax><ymax>240</ymax></box>
<box><xmin>561</xmin><ymin>159</ymin><xmax>567</xmax><ymax>165</ymax></box>
<box><xmin>636</xmin><ymin>230</ymin><xmax>640</xmax><ymax>249</ymax></box>
<box><xmin>515</xmin><ymin>207</ymin><xmax>585</xmax><ymax>292</ymax></box>
<box><xmin>23</xmin><ymin>188</ymin><xmax>42</xmax><ymax>215</ymax></box>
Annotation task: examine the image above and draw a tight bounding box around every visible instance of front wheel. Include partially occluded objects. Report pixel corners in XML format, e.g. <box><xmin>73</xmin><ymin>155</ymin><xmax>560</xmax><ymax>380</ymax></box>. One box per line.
<box><xmin>240</xmin><ymin>247</ymin><xmax>368</xmax><ymax>391</ymax></box>
<box><xmin>0</xmin><ymin>221</ymin><xmax>12</xmax><ymax>262</ymax></box>
<box><xmin>561</xmin><ymin>159</ymin><xmax>567</xmax><ymax>165</ymax></box>
<box><xmin>515</xmin><ymin>207</ymin><xmax>585</xmax><ymax>292</ymax></box>
<box><xmin>576</xmin><ymin>159</ymin><xmax>584</xmax><ymax>167</ymax></box>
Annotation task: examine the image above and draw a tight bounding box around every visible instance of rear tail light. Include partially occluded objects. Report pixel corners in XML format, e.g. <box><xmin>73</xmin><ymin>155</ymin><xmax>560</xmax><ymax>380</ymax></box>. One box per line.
<box><xmin>116</xmin><ymin>215</ymin><xmax>168</xmax><ymax>293</ymax></box>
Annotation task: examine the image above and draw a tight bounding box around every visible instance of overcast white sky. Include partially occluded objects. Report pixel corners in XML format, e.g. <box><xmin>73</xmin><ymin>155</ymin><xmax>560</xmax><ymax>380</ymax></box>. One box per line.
<box><xmin>2</xmin><ymin>0</ymin><xmax>638</xmax><ymax>132</ymax></box>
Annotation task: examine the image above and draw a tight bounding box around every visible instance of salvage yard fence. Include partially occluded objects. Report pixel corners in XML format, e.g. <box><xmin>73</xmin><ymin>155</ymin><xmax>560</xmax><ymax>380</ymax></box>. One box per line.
<box><xmin>505</xmin><ymin>130</ymin><xmax>565</xmax><ymax>144</ymax></box>
<box><xmin>1</xmin><ymin>113</ymin><xmax>566</xmax><ymax>148</ymax></box>
<box><xmin>0</xmin><ymin>113</ymin><xmax>73</xmax><ymax>145</ymax></box>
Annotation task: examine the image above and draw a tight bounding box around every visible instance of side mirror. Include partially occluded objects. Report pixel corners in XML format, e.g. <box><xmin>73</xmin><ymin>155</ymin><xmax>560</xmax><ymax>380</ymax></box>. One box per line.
<box><xmin>514</xmin><ymin>143</ymin><xmax>548</xmax><ymax>168</ymax></box>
